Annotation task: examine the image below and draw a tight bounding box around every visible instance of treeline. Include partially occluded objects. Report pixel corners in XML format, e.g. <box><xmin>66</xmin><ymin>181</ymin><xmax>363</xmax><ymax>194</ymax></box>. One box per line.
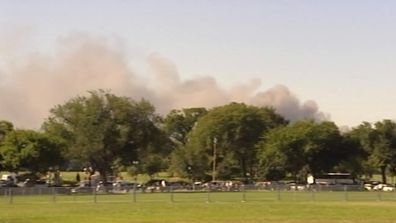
<box><xmin>1</xmin><ymin>90</ymin><xmax>396</xmax><ymax>183</ymax></box>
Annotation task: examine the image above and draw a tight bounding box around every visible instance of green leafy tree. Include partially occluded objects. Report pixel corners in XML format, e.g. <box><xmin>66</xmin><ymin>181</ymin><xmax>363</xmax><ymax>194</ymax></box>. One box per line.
<box><xmin>333</xmin><ymin>133</ymin><xmax>368</xmax><ymax>178</ymax></box>
<box><xmin>140</xmin><ymin>154</ymin><xmax>167</xmax><ymax>177</ymax></box>
<box><xmin>350</xmin><ymin>120</ymin><xmax>396</xmax><ymax>183</ymax></box>
<box><xmin>0</xmin><ymin>120</ymin><xmax>14</xmax><ymax>170</ymax></box>
<box><xmin>163</xmin><ymin>108</ymin><xmax>207</xmax><ymax>145</ymax></box>
<box><xmin>0</xmin><ymin>120</ymin><xmax>13</xmax><ymax>142</ymax></box>
<box><xmin>164</xmin><ymin>108</ymin><xmax>207</xmax><ymax>179</ymax></box>
<box><xmin>303</xmin><ymin>121</ymin><xmax>345</xmax><ymax>177</ymax></box>
<box><xmin>258</xmin><ymin>120</ymin><xmax>344</xmax><ymax>181</ymax></box>
<box><xmin>180</xmin><ymin>103</ymin><xmax>287</xmax><ymax>180</ymax></box>
<box><xmin>43</xmin><ymin>90</ymin><xmax>167</xmax><ymax>181</ymax></box>
<box><xmin>372</xmin><ymin>120</ymin><xmax>396</xmax><ymax>183</ymax></box>
<box><xmin>0</xmin><ymin>129</ymin><xmax>65</xmax><ymax>174</ymax></box>
<box><xmin>257</xmin><ymin>125</ymin><xmax>305</xmax><ymax>181</ymax></box>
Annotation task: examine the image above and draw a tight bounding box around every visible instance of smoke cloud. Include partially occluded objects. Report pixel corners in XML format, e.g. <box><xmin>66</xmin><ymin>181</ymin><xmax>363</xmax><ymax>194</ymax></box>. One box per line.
<box><xmin>0</xmin><ymin>33</ymin><xmax>328</xmax><ymax>129</ymax></box>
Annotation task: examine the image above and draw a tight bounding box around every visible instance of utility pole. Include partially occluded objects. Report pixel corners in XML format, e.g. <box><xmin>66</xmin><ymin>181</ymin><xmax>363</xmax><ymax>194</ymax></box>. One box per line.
<box><xmin>212</xmin><ymin>137</ymin><xmax>217</xmax><ymax>182</ymax></box>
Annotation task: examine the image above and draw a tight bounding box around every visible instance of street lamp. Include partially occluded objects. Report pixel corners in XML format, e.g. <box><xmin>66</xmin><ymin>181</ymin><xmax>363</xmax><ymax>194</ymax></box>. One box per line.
<box><xmin>212</xmin><ymin>137</ymin><xmax>217</xmax><ymax>182</ymax></box>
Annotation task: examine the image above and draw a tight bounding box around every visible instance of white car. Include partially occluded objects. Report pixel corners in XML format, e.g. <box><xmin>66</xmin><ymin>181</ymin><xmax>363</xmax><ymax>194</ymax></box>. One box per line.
<box><xmin>382</xmin><ymin>185</ymin><xmax>395</xmax><ymax>192</ymax></box>
<box><xmin>373</xmin><ymin>184</ymin><xmax>395</xmax><ymax>192</ymax></box>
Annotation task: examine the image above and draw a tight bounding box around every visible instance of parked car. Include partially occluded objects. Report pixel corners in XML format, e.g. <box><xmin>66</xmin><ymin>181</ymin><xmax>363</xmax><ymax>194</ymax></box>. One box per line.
<box><xmin>288</xmin><ymin>182</ymin><xmax>306</xmax><ymax>191</ymax></box>
<box><xmin>364</xmin><ymin>181</ymin><xmax>380</xmax><ymax>191</ymax></box>
<box><xmin>0</xmin><ymin>174</ymin><xmax>18</xmax><ymax>187</ymax></box>
<box><xmin>168</xmin><ymin>181</ymin><xmax>192</xmax><ymax>191</ymax></box>
<box><xmin>71</xmin><ymin>181</ymin><xmax>94</xmax><ymax>193</ymax></box>
<box><xmin>17</xmin><ymin>178</ymin><xmax>35</xmax><ymax>187</ymax></box>
<box><xmin>0</xmin><ymin>180</ymin><xmax>18</xmax><ymax>187</ymax></box>
<box><xmin>373</xmin><ymin>183</ymin><xmax>395</xmax><ymax>192</ymax></box>
<box><xmin>382</xmin><ymin>185</ymin><xmax>395</xmax><ymax>192</ymax></box>
<box><xmin>111</xmin><ymin>180</ymin><xmax>140</xmax><ymax>193</ymax></box>
<box><xmin>95</xmin><ymin>181</ymin><xmax>114</xmax><ymax>193</ymax></box>
<box><xmin>204</xmin><ymin>181</ymin><xmax>229</xmax><ymax>191</ymax></box>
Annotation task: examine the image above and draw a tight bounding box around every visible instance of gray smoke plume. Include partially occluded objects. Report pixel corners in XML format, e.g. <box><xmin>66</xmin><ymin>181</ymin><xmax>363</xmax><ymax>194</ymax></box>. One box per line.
<box><xmin>0</xmin><ymin>33</ymin><xmax>328</xmax><ymax>129</ymax></box>
<box><xmin>249</xmin><ymin>85</ymin><xmax>328</xmax><ymax>121</ymax></box>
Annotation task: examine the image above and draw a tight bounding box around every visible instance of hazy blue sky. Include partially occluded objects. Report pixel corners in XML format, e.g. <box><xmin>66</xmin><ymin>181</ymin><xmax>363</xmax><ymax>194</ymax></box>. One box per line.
<box><xmin>1</xmin><ymin>0</ymin><xmax>396</xmax><ymax>127</ymax></box>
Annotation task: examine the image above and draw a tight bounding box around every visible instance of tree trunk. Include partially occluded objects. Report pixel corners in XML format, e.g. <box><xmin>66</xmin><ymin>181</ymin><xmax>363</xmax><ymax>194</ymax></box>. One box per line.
<box><xmin>380</xmin><ymin>165</ymin><xmax>387</xmax><ymax>184</ymax></box>
<box><xmin>99</xmin><ymin>170</ymin><xmax>107</xmax><ymax>184</ymax></box>
<box><xmin>240</xmin><ymin>157</ymin><xmax>247</xmax><ymax>181</ymax></box>
<box><xmin>292</xmin><ymin>172</ymin><xmax>298</xmax><ymax>183</ymax></box>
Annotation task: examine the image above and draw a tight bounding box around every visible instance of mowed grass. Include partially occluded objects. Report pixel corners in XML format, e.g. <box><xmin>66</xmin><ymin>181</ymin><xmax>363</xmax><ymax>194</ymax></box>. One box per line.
<box><xmin>2</xmin><ymin>200</ymin><xmax>396</xmax><ymax>223</ymax></box>
<box><xmin>2</xmin><ymin>192</ymin><xmax>396</xmax><ymax>223</ymax></box>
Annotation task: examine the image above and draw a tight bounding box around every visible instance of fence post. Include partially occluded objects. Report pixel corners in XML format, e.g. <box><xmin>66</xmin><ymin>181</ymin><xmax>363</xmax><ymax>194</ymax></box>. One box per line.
<box><xmin>311</xmin><ymin>188</ymin><xmax>315</xmax><ymax>201</ymax></box>
<box><xmin>72</xmin><ymin>188</ymin><xmax>76</xmax><ymax>203</ymax></box>
<box><xmin>8</xmin><ymin>188</ymin><xmax>13</xmax><ymax>204</ymax></box>
<box><xmin>170</xmin><ymin>185</ymin><xmax>174</xmax><ymax>203</ymax></box>
<box><xmin>344</xmin><ymin>185</ymin><xmax>348</xmax><ymax>201</ymax></box>
<box><xmin>132</xmin><ymin>184</ymin><xmax>137</xmax><ymax>203</ymax></box>
<box><xmin>206</xmin><ymin>185</ymin><xmax>211</xmax><ymax>203</ymax></box>
<box><xmin>51</xmin><ymin>187</ymin><xmax>56</xmax><ymax>203</ymax></box>
<box><xmin>394</xmin><ymin>186</ymin><xmax>396</xmax><ymax>200</ymax></box>
<box><xmin>377</xmin><ymin>190</ymin><xmax>382</xmax><ymax>201</ymax></box>
<box><xmin>241</xmin><ymin>185</ymin><xmax>246</xmax><ymax>202</ymax></box>
<box><xmin>277</xmin><ymin>186</ymin><xmax>281</xmax><ymax>201</ymax></box>
<box><xmin>93</xmin><ymin>187</ymin><xmax>97</xmax><ymax>203</ymax></box>
<box><xmin>292</xmin><ymin>188</ymin><xmax>295</xmax><ymax>201</ymax></box>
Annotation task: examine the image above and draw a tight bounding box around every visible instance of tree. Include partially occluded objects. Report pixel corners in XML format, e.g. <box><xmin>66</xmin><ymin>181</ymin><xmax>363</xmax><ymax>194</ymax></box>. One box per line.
<box><xmin>0</xmin><ymin>120</ymin><xmax>13</xmax><ymax>142</ymax></box>
<box><xmin>164</xmin><ymin>108</ymin><xmax>207</xmax><ymax>179</ymax></box>
<box><xmin>257</xmin><ymin>125</ymin><xmax>305</xmax><ymax>181</ymax></box>
<box><xmin>43</xmin><ymin>90</ymin><xmax>167</xmax><ymax>181</ymax></box>
<box><xmin>163</xmin><ymin>108</ymin><xmax>207</xmax><ymax>145</ymax></box>
<box><xmin>303</xmin><ymin>121</ymin><xmax>345</xmax><ymax>178</ymax></box>
<box><xmin>0</xmin><ymin>120</ymin><xmax>14</xmax><ymax>170</ymax></box>
<box><xmin>333</xmin><ymin>133</ymin><xmax>367</xmax><ymax>178</ymax></box>
<box><xmin>0</xmin><ymin>129</ymin><xmax>65</xmax><ymax>174</ymax></box>
<box><xmin>257</xmin><ymin>120</ymin><xmax>345</xmax><ymax>181</ymax></box>
<box><xmin>178</xmin><ymin>103</ymin><xmax>287</xmax><ymax>180</ymax></box>
<box><xmin>350</xmin><ymin>120</ymin><xmax>396</xmax><ymax>183</ymax></box>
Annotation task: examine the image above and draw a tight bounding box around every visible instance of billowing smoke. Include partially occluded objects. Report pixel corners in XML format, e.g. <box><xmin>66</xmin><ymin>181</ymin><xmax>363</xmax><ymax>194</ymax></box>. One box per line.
<box><xmin>143</xmin><ymin>51</ymin><xmax>328</xmax><ymax>122</ymax></box>
<box><xmin>0</xmin><ymin>33</ymin><xmax>328</xmax><ymax>129</ymax></box>
<box><xmin>249</xmin><ymin>85</ymin><xmax>328</xmax><ymax>121</ymax></box>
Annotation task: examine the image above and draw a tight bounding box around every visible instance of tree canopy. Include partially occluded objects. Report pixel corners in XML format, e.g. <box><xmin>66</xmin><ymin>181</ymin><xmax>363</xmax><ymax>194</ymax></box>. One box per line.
<box><xmin>0</xmin><ymin>129</ymin><xmax>64</xmax><ymax>173</ymax></box>
<box><xmin>176</xmin><ymin>103</ymin><xmax>287</xmax><ymax>180</ymax></box>
<box><xmin>0</xmin><ymin>120</ymin><xmax>13</xmax><ymax>142</ymax></box>
<box><xmin>1</xmin><ymin>90</ymin><xmax>396</xmax><ymax>184</ymax></box>
<box><xmin>163</xmin><ymin>107</ymin><xmax>207</xmax><ymax>145</ymax></box>
<box><xmin>348</xmin><ymin>120</ymin><xmax>396</xmax><ymax>183</ymax></box>
<box><xmin>257</xmin><ymin>120</ymin><xmax>344</xmax><ymax>181</ymax></box>
<box><xmin>43</xmin><ymin>90</ymin><xmax>169</xmax><ymax>181</ymax></box>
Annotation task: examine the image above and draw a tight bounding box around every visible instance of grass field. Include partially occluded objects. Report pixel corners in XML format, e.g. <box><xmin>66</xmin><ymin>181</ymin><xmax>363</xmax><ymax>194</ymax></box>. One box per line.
<box><xmin>1</xmin><ymin>191</ymin><xmax>396</xmax><ymax>223</ymax></box>
<box><xmin>2</xmin><ymin>171</ymin><xmax>396</xmax><ymax>223</ymax></box>
<box><xmin>2</xmin><ymin>200</ymin><xmax>396</xmax><ymax>223</ymax></box>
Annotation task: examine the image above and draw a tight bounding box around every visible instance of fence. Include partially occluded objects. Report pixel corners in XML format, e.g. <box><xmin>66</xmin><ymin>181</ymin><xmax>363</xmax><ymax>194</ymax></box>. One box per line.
<box><xmin>1</xmin><ymin>184</ymin><xmax>396</xmax><ymax>204</ymax></box>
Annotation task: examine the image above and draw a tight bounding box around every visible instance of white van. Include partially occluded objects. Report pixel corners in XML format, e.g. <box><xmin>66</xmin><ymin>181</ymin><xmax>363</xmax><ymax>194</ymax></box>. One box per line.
<box><xmin>0</xmin><ymin>173</ymin><xmax>18</xmax><ymax>186</ymax></box>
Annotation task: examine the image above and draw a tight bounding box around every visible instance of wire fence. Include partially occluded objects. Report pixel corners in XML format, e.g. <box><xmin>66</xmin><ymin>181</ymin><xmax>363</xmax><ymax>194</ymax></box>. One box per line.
<box><xmin>1</xmin><ymin>184</ymin><xmax>396</xmax><ymax>204</ymax></box>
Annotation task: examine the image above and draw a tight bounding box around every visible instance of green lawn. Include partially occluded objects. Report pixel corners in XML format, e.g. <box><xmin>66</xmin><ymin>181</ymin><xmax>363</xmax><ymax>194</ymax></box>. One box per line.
<box><xmin>1</xmin><ymin>200</ymin><xmax>396</xmax><ymax>223</ymax></box>
<box><xmin>1</xmin><ymin>192</ymin><xmax>396</xmax><ymax>223</ymax></box>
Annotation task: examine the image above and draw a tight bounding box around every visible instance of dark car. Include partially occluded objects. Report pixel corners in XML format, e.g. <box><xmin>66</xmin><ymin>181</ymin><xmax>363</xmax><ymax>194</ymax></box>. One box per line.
<box><xmin>111</xmin><ymin>180</ymin><xmax>141</xmax><ymax>193</ymax></box>
<box><xmin>142</xmin><ymin>179</ymin><xmax>168</xmax><ymax>192</ymax></box>
<box><xmin>0</xmin><ymin>180</ymin><xmax>18</xmax><ymax>187</ymax></box>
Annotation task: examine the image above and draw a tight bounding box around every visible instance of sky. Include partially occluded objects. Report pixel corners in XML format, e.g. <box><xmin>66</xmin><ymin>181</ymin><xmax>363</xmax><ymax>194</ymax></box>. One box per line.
<box><xmin>1</xmin><ymin>0</ymin><xmax>396</xmax><ymax>129</ymax></box>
